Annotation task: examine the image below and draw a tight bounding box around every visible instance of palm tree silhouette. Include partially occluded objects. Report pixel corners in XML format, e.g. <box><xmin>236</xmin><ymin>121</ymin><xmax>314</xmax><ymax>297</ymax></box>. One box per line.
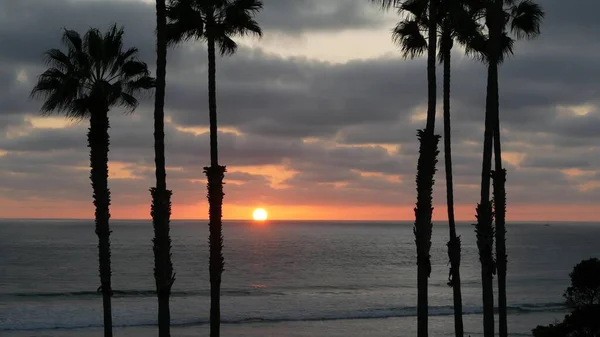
<box><xmin>152</xmin><ymin>1</ymin><xmax>175</xmax><ymax>336</ymax></box>
<box><xmin>371</xmin><ymin>1</ymin><xmax>441</xmax><ymax>336</ymax></box>
<box><xmin>466</xmin><ymin>1</ymin><xmax>544</xmax><ymax>336</ymax></box>
<box><xmin>30</xmin><ymin>25</ymin><xmax>154</xmax><ymax>337</ymax></box>
<box><xmin>166</xmin><ymin>1</ymin><xmax>262</xmax><ymax>335</ymax></box>
<box><xmin>437</xmin><ymin>2</ymin><xmax>480</xmax><ymax>336</ymax></box>
<box><xmin>390</xmin><ymin>2</ymin><xmax>481</xmax><ymax>337</ymax></box>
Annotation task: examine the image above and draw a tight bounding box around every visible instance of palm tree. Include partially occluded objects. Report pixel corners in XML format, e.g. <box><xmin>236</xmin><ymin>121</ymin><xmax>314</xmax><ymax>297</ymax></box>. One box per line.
<box><xmin>152</xmin><ymin>1</ymin><xmax>175</xmax><ymax>336</ymax></box>
<box><xmin>466</xmin><ymin>1</ymin><xmax>544</xmax><ymax>337</ymax></box>
<box><xmin>391</xmin><ymin>3</ymin><xmax>480</xmax><ymax>337</ymax></box>
<box><xmin>30</xmin><ymin>26</ymin><xmax>154</xmax><ymax>337</ymax></box>
<box><xmin>166</xmin><ymin>1</ymin><xmax>262</xmax><ymax>336</ymax></box>
<box><xmin>370</xmin><ymin>1</ymin><xmax>440</xmax><ymax>336</ymax></box>
<box><xmin>437</xmin><ymin>3</ymin><xmax>481</xmax><ymax>337</ymax></box>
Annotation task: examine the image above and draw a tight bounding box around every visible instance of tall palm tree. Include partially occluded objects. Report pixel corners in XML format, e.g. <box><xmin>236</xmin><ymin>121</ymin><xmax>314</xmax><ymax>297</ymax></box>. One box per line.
<box><xmin>370</xmin><ymin>1</ymin><xmax>440</xmax><ymax>336</ymax></box>
<box><xmin>30</xmin><ymin>26</ymin><xmax>154</xmax><ymax>337</ymax></box>
<box><xmin>466</xmin><ymin>1</ymin><xmax>544</xmax><ymax>337</ymax></box>
<box><xmin>152</xmin><ymin>1</ymin><xmax>175</xmax><ymax>336</ymax></box>
<box><xmin>390</xmin><ymin>3</ymin><xmax>480</xmax><ymax>337</ymax></box>
<box><xmin>166</xmin><ymin>1</ymin><xmax>262</xmax><ymax>336</ymax></box>
<box><xmin>438</xmin><ymin>3</ymin><xmax>481</xmax><ymax>337</ymax></box>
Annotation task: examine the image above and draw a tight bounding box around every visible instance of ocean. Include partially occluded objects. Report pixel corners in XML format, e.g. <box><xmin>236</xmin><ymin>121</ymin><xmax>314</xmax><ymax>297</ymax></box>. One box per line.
<box><xmin>1</xmin><ymin>220</ymin><xmax>598</xmax><ymax>337</ymax></box>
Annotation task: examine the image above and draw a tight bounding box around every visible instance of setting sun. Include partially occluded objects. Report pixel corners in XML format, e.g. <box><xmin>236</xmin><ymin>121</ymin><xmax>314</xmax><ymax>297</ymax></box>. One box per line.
<box><xmin>252</xmin><ymin>208</ymin><xmax>268</xmax><ymax>221</ymax></box>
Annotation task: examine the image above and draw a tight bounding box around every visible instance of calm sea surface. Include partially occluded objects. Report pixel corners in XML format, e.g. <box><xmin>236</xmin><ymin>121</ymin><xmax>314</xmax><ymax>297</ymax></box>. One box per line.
<box><xmin>1</xmin><ymin>220</ymin><xmax>598</xmax><ymax>336</ymax></box>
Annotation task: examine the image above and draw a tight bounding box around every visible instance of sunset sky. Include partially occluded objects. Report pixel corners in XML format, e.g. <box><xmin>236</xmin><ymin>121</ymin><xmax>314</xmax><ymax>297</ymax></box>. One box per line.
<box><xmin>0</xmin><ymin>0</ymin><xmax>599</xmax><ymax>221</ymax></box>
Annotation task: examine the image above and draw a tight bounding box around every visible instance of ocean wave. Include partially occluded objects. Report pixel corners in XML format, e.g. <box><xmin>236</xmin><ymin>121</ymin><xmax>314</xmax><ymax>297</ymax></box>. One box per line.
<box><xmin>1</xmin><ymin>302</ymin><xmax>568</xmax><ymax>332</ymax></box>
<box><xmin>509</xmin><ymin>302</ymin><xmax>567</xmax><ymax>313</ymax></box>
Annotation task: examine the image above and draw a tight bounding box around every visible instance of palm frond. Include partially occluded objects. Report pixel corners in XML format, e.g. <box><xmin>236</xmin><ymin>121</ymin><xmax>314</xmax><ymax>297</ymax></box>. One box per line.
<box><xmin>84</xmin><ymin>28</ymin><xmax>104</xmax><ymax>72</ymax></box>
<box><xmin>121</xmin><ymin>60</ymin><xmax>150</xmax><ymax>79</ymax></box>
<box><xmin>44</xmin><ymin>49</ymin><xmax>73</xmax><ymax>72</ymax></box>
<box><xmin>109</xmin><ymin>47</ymin><xmax>138</xmax><ymax>78</ymax></box>
<box><xmin>72</xmin><ymin>48</ymin><xmax>92</xmax><ymax>76</ymax></box>
<box><xmin>61</xmin><ymin>29</ymin><xmax>83</xmax><ymax>53</ymax></box>
<box><xmin>102</xmin><ymin>80</ymin><xmax>122</xmax><ymax>107</ymax></box>
<box><xmin>510</xmin><ymin>0</ymin><xmax>544</xmax><ymax>39</ymax></box>
<box><xmin>452</xmin><ymin>4</ymin><xmax>483</xmax><ymax>45</ymax></box>
<box><xmin>217</xmin><ymin>34</ymin><xmax>238</xmax><ymax>55</ymax></box>
<box><xmin>103</xmin><ymin>25</ymin><xmax>125</xmax><ymax>74</ymax></box>
<box><xmin>463</xmin><ymin>30</ymin><xmax>489</xmax><ymax>63</ymax></box>
<box><xmin>228</xmin><ymin>0</ymin><xmax>262</xmax><ymax>14</ymax></box>
<box><xmin>392</xmin><ymin>19</ymin><xmax>427</xmax><ymax>59</ymax></box>
<box><xmin>166</xmin><ymin>0</ymin><xmax>205</xmax><ymax>45</ymax></box>
<box><xmin>400</xmin><ymin>0</ymin><xmax>428</xmax><ymax>20</ymax></box>
<box><xmin>103</xmin><ymin>80</ymin><xmax>139</xmax><ymax>112</ymax></box>
<box><xmin>30</xmin><ymin>70</ymin><xmax>65</xmax><ymax>100</ymax></box>
<box><xmin>35</xmin><ymin>75</ymin><xmax>87</xmax><ymax>118</ymax></box>
<box><xmin>497</xmin><ymin>32</ymin><xmax>514</xmax><ymax>63</ymax></box>
<box><xmin>222</xmin><ymin>0</ymin><xmax>263</xmax><ymax>38</ymax></box>
<box><xmin>118</xmin><ymin>92</ymin><xmax>139</xmax><ymax>111</ymax></box>
<box><xmin>128</xmin><ymin>76</ymin><xmax>156</xmax><ymax>91</ymax></box>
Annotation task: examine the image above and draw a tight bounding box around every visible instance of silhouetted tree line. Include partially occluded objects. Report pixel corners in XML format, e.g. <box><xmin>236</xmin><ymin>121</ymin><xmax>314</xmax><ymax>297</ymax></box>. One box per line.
<box><xmin>29</xmin><ymin>0</ymin><xmax>548</xmax><ymax>337</ymax></box>
<box><xmin>533</xmin><ymin>258</ymin><xmax>600</xmax><ymax>337</ymax></box>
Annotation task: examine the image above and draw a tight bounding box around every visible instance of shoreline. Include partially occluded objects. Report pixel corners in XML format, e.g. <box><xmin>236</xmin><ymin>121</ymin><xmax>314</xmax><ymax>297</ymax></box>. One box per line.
<box><xmin>2</xmin><ymin>311</ymin><xmax>568</xmax><ymax>337</ymax></box>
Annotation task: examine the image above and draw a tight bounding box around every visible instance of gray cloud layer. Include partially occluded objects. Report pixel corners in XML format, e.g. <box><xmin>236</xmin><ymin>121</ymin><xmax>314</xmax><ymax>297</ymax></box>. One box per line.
<box><xmin>0</xmin><ymin>0</ymin><xmax>599</xmax><ymax>219</ymax></box>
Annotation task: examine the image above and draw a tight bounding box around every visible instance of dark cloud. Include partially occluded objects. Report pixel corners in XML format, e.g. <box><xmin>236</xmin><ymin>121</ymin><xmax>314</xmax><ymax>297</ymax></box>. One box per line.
<box><xmin>165</xmin><ymin>50</ymin><xmax>423</xmax><ymax>139</ymax></box>
<box><xmin>259</xmin><ymin>0</ymin><xmax>386</xmax><ymax>33</ymax></box>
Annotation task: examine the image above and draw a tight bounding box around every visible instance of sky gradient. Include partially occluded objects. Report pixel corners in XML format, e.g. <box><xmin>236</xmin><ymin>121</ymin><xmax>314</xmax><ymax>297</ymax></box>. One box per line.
<box><xmin>0</xmin><ymin>0</ymin><xmax>599</xmax><ymax>221</ymax></box>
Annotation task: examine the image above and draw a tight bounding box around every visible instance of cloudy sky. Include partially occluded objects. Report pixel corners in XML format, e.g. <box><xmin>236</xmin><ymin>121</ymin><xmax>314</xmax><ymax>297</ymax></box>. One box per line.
<box><xmin>0</xmin><ymin>0</ymin><xmax>599</xmax><ymax>221</ymax></box>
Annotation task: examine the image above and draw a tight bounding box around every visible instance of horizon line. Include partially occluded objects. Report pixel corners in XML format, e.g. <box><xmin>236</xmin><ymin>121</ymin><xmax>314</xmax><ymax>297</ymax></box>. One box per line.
<box><xmin>0</xmin><ymin>218</ymin><xmax>595</xmax><ymax>223</ymax></box>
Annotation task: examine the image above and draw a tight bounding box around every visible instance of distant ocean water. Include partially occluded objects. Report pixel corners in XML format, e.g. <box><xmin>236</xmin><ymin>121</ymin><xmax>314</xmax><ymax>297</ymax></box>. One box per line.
<box><xmin>1</xmin><ymin>220</ymin><xmax>598</xmax><ymax>337</ymax></box>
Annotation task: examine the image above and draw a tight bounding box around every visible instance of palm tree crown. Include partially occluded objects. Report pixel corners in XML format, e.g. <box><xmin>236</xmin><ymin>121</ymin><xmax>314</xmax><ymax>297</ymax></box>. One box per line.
<box><xmin>376</xmin><ymin>0</ymin><xmax>480</xmax><ymax>61</ymax></box>
<box><xmin>167</xmin><ymin>0</ymin><xmax>263</xmax><ymax>55</ymax></box>
<box><xmin>465</xmin><ymin>0</ymin><xmax>544</xmax><ymax>63</ymax></box>
<box><xmin>31</xmin><ymin>25</ymin><xmax>154</xmax><ymax>117</ymax></box>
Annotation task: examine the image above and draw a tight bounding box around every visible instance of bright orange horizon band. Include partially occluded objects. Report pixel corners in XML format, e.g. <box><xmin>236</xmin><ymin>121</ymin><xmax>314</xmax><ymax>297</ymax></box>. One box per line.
<box><xmin>0</xmin><ymin>200</ymin><xmax>598</xmax><ymax>222</ymax></box>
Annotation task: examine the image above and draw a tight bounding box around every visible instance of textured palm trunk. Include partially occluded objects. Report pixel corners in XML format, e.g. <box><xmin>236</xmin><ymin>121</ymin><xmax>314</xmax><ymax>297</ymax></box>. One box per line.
<box><xmin>89</xmin><ymin>108</ymin><xmax>112</xmax><ymax>337</ymax></box>
<box><xmin>477</xmin><ymin>57</ymin><xmax>497</xmax><ymax>337</ymax></box>
<box><xmin>414</xmin><ymin>129</ymin><xmax>439</xmax><ymax>337</ymax></box>
<box><xmin>442</xmin><ymin>29</ymin><xmax>464</xmax><ymax>337</ymax></box>
<box><xmin>151</xmin><ymin>1</ymin><xmax>175</xmax><ymax>336</ymax></box>
<box><xmin>206</xmin><ymin>31</ymin><xmax>225</xmax><ymax>337</ymax></box>
<box><xmin>492</xmin><ymin>69</ymin><xmax>508</xmax><ymax>337</ymax></box>
<box><xmin>414</xmin><ymin>1</ymin><xmax>439</xmax><ymax>336</ymax></box>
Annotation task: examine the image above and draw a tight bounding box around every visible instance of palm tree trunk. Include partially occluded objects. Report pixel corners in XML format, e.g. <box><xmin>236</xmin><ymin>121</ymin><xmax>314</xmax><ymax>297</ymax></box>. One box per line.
<box><xmin>476</xmin><ymin>2</ymin><xmax>504</xmax><ymax>336</ymax></box>
<box><xmin>414</xmin><ymin>1</ymin><xmax>439</xmax><ymax>336</ymax></box>
<box><xmin>206</xmin><ymin>32</ymin><xmax>225</xmax><ymax>337</ymax></box>
<box><xmin>493</xmin><ymin>77</ymin><xmax>508</xmax><ymax>337</ymax></box>
<box><xmin>151</xmin><ymin>1</ymin><xmax>174</xmax><ymax>336</ymax></box>
<box><xmin>476</xmin><ymin>58</ymin><xmax>497</xmax><ymax>337</ymax></box>
<box><xmin>442</xmin><ymin>29</ymin><xmax>464</xmax><ymax>337</ymax></box>
<box><xmin>414</xmin><ymin>129</ymin><xmax>438</xmax><ymax>337</ymax></box>
<box><xmin>208</xmin><ymin>41</ymin><xmax>218</xmax><ymax>167</ymax></box>
<box><xmin>425</xmin><ymin>0</ymin><xmax>437</xmax><ymax>135</ymax></box>
<box><xmin>89</xmin><ymin>108</ymin><xmax>112</xmax><ymax>337</ymax></box>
